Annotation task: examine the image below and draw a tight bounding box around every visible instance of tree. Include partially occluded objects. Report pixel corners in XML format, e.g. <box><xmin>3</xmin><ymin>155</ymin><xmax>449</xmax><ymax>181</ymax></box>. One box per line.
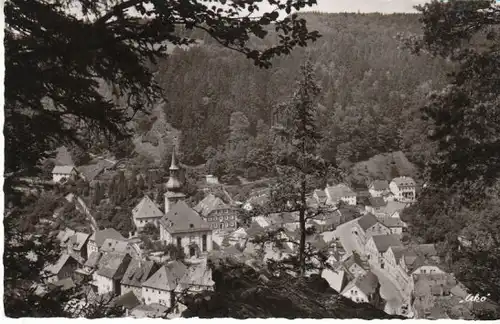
<box><xmin>5</xmin><ymin>0</ymin><xmax>321</xmax><ymax>175</ymax></box>
<box><xmin>264</xmin><ymin>60</ymin><xmax>332</xmax><ymax>275</ymax></box>
<box><xmin>399</xmin><ymin>0</ymin><xmax>500</xmax><ymax>311</ymax></box>
<box><xmin>142</xmin><ymin>222</ymin><xmax>160</xmax><ymax>240</ymax></box>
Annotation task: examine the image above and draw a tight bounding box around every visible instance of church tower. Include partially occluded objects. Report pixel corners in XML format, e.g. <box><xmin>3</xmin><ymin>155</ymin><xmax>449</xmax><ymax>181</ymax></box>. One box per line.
<box><xmin>164</xmin><ymin>145</ymin><xmax>186</xmax><ymax>214</ymax></box>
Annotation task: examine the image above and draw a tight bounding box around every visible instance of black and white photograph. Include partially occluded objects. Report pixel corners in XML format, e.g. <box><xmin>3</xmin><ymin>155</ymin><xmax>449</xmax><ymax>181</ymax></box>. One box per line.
<box><xmin>3</xmin><ymin>0</ymin><xmax>500</xmax><ymax>320</ymax></box>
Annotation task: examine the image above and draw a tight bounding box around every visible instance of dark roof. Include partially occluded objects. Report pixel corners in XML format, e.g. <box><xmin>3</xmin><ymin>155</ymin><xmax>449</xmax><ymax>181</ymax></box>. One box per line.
<box><xmin>113</xmin><ymin>291</ymin><xmax>141</xmax><ymax>310</ymax></box>
<box><xmin>121</xmin><ymin>259</ymin><xmax>159</xmax><ymax>287</ymax></box>
<box><xmin>96</xmin><ymin>252</ymin><xmax>132</xmax><ymax>279</ymax></box>
<box><xmin>142</xmin><ymin>261</ymin><xmax>187</xmax><ymax>291</ymax></box>
<box><xmin>160</xmin><ymin>201</ymin><xmax>211</xmax><ymax>234</ymax></box>
<box><xmin>343</xmin><ymin>253</ymin><xmax>366</xmax><ymax>270</ymax></box>
<box><xmin>379</xmin><ymin>217</ymin><xmax>406</xmax><ymax>228</ymax></box>
<box><xmin>369</xmin><ymin>180</ymin><xmax>389</xmax><ymax>191</ymax></box>
<box><xmin>343</xmin><ymin>271</ymin><xmax>379</xmax><ymax>296</ymax></box>
<box><xmin>52</xmin><ymin>165</ymin><xmax>76</xmax><ymax>175</ymax></box>
<box><xmin>78</xmin><ymin>159</ymin><xmax>115</xmax><ymax>181</ymax></box>
<box><xmin>368</xmin><ymin>197</ymin><xmax>386</xmax><ymax>208</ymax></box>
<box><xmin>371</xmin><ymin>234</ymin><xmax>403</xmax><ymax>253</ymax></box>
<box><xmin>357</xmin><ymin>213</ymin><xmax>379</xmax><ymax>231</ymax></box>
<box><xmin>246</xmin><ymin>222</ymin><xmax>265</xmax><ymax>237</ymax></box>
<box><xmin>46</xmin><ymin>253</ymin><xmax>79</xmax><ymax>275</ymax></box>
<box><xmin>90</xmin><ymin>228</ymin><xmax>125</xmax><ymax>247</ymax></box>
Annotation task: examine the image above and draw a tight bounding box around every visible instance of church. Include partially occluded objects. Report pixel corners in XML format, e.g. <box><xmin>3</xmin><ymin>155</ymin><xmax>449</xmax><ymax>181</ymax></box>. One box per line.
<box><xmin>159</xmin><ymin>148</ymin><xmax>213</xmax><ymax>258</ymax></box>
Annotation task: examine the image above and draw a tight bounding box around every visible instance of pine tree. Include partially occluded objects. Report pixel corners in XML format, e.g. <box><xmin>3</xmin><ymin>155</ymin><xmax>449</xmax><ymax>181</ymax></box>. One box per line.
<box><xmin>268</xmin><ymin>59</ymin><xmax>333</xmax><ymax>276</ymax></box>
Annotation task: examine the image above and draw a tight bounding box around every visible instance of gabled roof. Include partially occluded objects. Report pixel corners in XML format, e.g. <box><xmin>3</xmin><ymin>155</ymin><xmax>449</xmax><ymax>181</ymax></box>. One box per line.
<box><xmin>113</xmin><ymin>291</ymin><xmax>141</xmax><ymax>310</ymax></box>
<box><xmin>391</xmin><ymin>176</ymin><xmax>416</xmax><ymax>188</ymax></box>
<box><xmin>176</xmin><ymin>262</ymin><xmax>214</xmax><ymax>291</ymax></box>
<box><xmin>343</xmin><ymin>253</ymin><xmax>366</xmax><ymax>270</ymax></box>
<box><xmin>378</xmin><ymin>217</ymin><xmax>406</xmax><ymax>228</ymax></box>
<box><xmin>142</xmin><ymin>261</ymin><xmax>187</xmax><ymax>291</ymax></box>
<box><xmin>68</xmin><ymin>232</ymin><xmax>90</xmax><ymax>251</ymax></box>
<box><xmin>121</xmin><ymin>259</ymin><xmax>159</xmax><ymax>288</ymax></box>
<box><xmin>194</xmin><ymin>194</ymin><xmax>231</xmax><ymax>216</ymax></box>
<box><xmin>246</xmin><ymin>221</ymin><xmax>265</xmax><ymax>237</ymax></box>
<box><xmin>369</xmin><ymin>180</ymin><xmax>389</xmax><ymax>191</ymax></box>
<box><xmin>100</xmin><ymin>238</ymin><xmax>129</xmax><ymax>254</ymax></box>
<box><xmin>370</xmin><ymin>234</ymin><xmax>403</xmax><ymax>253</ymax></box>
<box><xmin>96</xmin><ymin>252</ymin><xmax>132</xmax><ymax>279</ymax></box>
<box><xmin>368</xmin><ymin>197</ymin><xmax>386</xmax><ymax>208</ymax></box>
<box><xmin>132</xmin><ymin>195</ymin><xmax>164</xmax><ymax>219</ymax></box>
<box><xmin>314</xmin><ymin>189</ymin><xmax>327</xmax><ymax>200</ymax></box>
<box><xmin>46</xmin><ymin>253</ymin><xmax>79</xmax><ymax>275</ymax></box>
<box><xmin>78</xmin><ymin>159</ymin><xmax>115</xmax><ymax>182</ymax></box>
<box><xmin>52</xmin><ymin>165</ymin><xmax>76</xmax><ymax>174</ymax></box>
<box><xmin>159</xmin><ymin>201</ymin><xmax>211</xmax><ymax>234</ymax></box>
<box><xmin>356</xmin><ymin>213</ymin><xmax>380</xmax><ymax>231</ymax></box>
<box><xmin>325</xmin><ymin>184</ymin><xmax>356</xmax><ymax>201</ymax></box>
<box><xmin>342</xmin><ymin>271</ymin><xmax>379</xmax><ymax>296</ymax></box>
<box><xmin>379</xmin><ymin>201</ymin><xmax>407</xmax><ymax>216</ymax></box>
<box><xmin>90</xmin><ymin>228</ymin><xmax>125</xmax><ymax>247</ymax></box>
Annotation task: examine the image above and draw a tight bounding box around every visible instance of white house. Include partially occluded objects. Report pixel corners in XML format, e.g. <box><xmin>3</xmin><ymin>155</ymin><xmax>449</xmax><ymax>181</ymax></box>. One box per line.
<box><xmin>368</xmin><ymin>180</ymin><xmax>390</xmax><ymax>198</ymax></box>
<box><xmin>52</xmin><ymin>165</ymin><xmax>78</xmax><ymax>183</ymax></box>
<box><xmin>378</xmin><ymin>217</ymin><xmax>407</xmax><ymax>235</ymax></box>
<box><xmin>325</xmin><ymin>184</ymin><xmax>357</xmax><ymax>206</ymax></box>
<box><xmin>93</xmin><ymin>252</ymin><xmax>132</xmax><ymax>295</ymax></box>
<box><xmin>389</xmin><ymin>176</ymin><xmax>416</xmax><ymax>203</ymax></box>
<box><xmin>341</xmin><ymin>271</ymin><xmax>380</xmax><ymax>304</ymax></box>
<box><xmin>365</xmin><ymin>234</ymin><xmax>403</xmax><ymax>269</ymax></box>
<box><xmin>141</xmin><ymin>261</ymin><xmax>187</xmax><ymax>307</ymax></box>
<box><xmin>132</xmin><ymin>195</ymin><xmax>164</xmax><ymax>231</ymax></box>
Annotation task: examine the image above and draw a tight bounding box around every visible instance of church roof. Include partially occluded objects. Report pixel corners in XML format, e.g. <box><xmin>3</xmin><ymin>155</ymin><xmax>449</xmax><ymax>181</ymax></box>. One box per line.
<box><xmin>132</xmin><ymin>195</ymin><xmax>164</xmax><ymax>219</ymax></box>
<box><xmin>160</xmin><ymin>201</ymin><xmax>211</xmax><ymax>234</ymax></box>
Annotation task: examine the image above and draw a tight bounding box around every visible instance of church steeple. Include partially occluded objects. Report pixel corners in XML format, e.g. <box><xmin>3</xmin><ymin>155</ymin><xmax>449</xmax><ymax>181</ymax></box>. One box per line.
<box><xmin>165</xmin><ymin>141</ymin><xmax>185</xmax><ymax>213</ymax></box>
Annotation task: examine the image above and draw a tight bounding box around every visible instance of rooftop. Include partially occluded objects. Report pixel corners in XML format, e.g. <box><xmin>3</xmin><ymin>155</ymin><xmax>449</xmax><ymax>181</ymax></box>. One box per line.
<box><xmin>369</xmin><ymin>180</ymin><xmax>389</xmax><ymax>191</ymax></box>
<box><xmin>194</xmin><ymin>193</ymin><xmax>232</xmax><ymax>216</ymax></box>
<box><xmin>142</xmin><ymin>260</ymin><xmax>187</xmax><ymax>291</ymax></box>
<box><xmin>90</xmin><ymin>228</ymin><xmax>125</xmax><ymax>247</ymax></box>
<box><xmin>325</xmin><ymin>184</ymin><xmax>356</xmax><ymax>201</ymax></box>
<box><xmin>391</xmin><ymin>176</ymin><xmax>416</xmax><ymax>188</ymax></box>
<box><xmin>356</xmin><ymin>213</ymin><xmax>380</xmax><ymax>231</ymax></box>
<box><xmin>52</xmin><ymin>165</ymin><xmax>76</xmax><ymax>175</ymax></box>
<box><xmin>370</xmin><ymin>234</ymin><xmax>403</xmax><ymax>253</ymax></box>
<box><xmin>160</xmin><ymin>201</ymin><xmax>211</xmax><ymax>234</ymax></box>
<box><xmin>96</xmin><ymin>252</ymin><xmax>132</xmax><ymax>279</ymax></box>
<box><xmin>121</xmin><ymin>259</ymin><xmax>159</xmax><ymax>287</ymax></box>
<box><xmin>132</xmin><ymin>195</ymin><xmax>164</xmax><ymax>219</ymax></box>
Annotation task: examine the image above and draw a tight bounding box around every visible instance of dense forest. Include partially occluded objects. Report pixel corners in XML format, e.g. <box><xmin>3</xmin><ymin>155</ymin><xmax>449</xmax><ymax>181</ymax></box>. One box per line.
<box><xmin>154</xmin><ymin>12</ymin><xmax>447</xmax><ymax>175</ymax></box>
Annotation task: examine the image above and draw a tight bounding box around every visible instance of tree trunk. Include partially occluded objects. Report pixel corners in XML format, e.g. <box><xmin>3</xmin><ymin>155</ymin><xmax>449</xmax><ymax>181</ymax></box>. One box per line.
<box><xmin>299</xmin><ymin>176</ymin><xmax>307</xmax><ymax>276</ymax></box>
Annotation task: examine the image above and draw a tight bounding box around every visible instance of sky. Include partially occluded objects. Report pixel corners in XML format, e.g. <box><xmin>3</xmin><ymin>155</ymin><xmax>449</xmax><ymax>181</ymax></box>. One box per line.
<box><xmin>259</xmin><ymin>0</ymin><xmax>431</xmax><ymax>14</ymax></box>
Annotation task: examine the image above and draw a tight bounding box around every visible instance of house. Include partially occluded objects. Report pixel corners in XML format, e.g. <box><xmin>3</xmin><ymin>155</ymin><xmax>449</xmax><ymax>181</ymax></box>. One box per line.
<box><xmin>87</xmin><ymin>228</ymin><xmax>125</xmax><ymax>259</ymax></box>
<box><xmin>175</xmin><ymin>260</ymin><xmax>215</xmax><ymax>294</ymax></box>
<box><xmin>142</xmin><ymin>261</ymin><xmax>187</xmax><ymax>307</ymax></box>
<box><xmin>377</xmin><ymin>200</ymin><xmax>408</xmax><ymax>219</ymax></box>
<box><xmin>52</xmin><ymin>165</ymin><xmax>78</xmax><ymax>183</ymax></box>
<box><xmin>121</xmin><ymin>259</ymin><xmax>160</xmax><ymax>299</ymax></box>
<box><xmin>227</xmin><ymin>227</ymin><xmax>248</xmax><ymax>247</ymax></box>
<box><xmin>365</xmin><ymin>234</ymin><xmax>403</xmax><ymax>268</ymax></box>
<box><xmin>341</xmin><ymin>271</ymin><xmax>380</xmax><ymax>305</ymax></box>
<box><xmin>93</xmin><ymin>252</ymin><xmax>132</xmax><ymax>295</ymax></box>
<box><xmin>132</xmin><ymin>195</ymin><xmax>164</xmax><ymax>231</ymax></box>
<box><xmin>243</xmin><ymin>188</ymin><xmax>270</xmax><ymax>211</ymax></box>
<box><xmin>364</xmin><ymin>197</ymin><xmax>387</xmax><ymax>215</ymax></box>
<box><xmin>342</xmin><ymin>253</ymin><xmax>369</xmax><ymax>278</ymax></box>
<box><xmin>66</xmin><ymin>232</ymin><xmax>90</xmax><ymax>259</ymax></box>
<box><xmin>313</xmin><ymin>189</ymin><xmax>327</xmax><ymax>205</ymax></box>
<box><xmin>113</xmin><ymin>291</ymin><xmax>142</xmax><ymax>317</ymax></box>
<box><xmin>383</xmin><ymin>246</ymin><xmax>415</xmax><ymax>293</ymax></box>
<box><xmin>389</xmin><ymin>176</ymin><xmax>416</xmax><ymax>203</ymax></box>
<box><xmin>75</xmin><ymin>251</ymin><xmax>103</xmax><ymax>281</ymax></box>
<box><xmin>45</xmin><ymin>253</ymin><xmax>81</xmax><ymax>284</ymax></box>
<box><xmin>402</xmin><ymin>244</ymin><xmax>443</xmax><ymax>276</ymax></box>
<box><xmin>321</xmin><ymin>267</ymin><xmax>351</xmax><ymax>293</ymax></box>
<box><xmin>194</xmin><ymin>193</ymin><xmax>239</xmax><ymax>231</ymax></box>
<box><xmin>325</xmin><ymin>184</ymin><xmax>357</xmax><ymax>206</ymax></box>
<box><xmin>378</xmin><ymin>217</ymin><xmax>407</xmax><ymax>235</ymax></box>
<box><xmin>368</xmin><ymin>180</ymin><xmax>390</xmax><ymax>198</ymax></box>
<box><xmin>205</xmin><ymin>175</ymin><xmax>219</xmax><ymax>185</ymax></box>
<box><xmin>351</xmin><ymin>213</ymin><xmax>392</xmax><ymax>246</ymax></box>
<box><xmin>78</xmin><ymin>158</ymin><xmax>116</xmax><ymax>183</ymax></box>
<box><xmin>100</xmin><ymin>238</ymin><xmax>141</xmax><ymax>259</ymax></box>
<box><xmin>411</xmin><ymin>273</ymin><xmax>459</xmax><ymax>319</ymax></box>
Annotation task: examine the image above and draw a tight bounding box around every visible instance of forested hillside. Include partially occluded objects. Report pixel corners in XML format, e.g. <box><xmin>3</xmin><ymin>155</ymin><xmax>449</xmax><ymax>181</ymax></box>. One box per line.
<box><xmin>154</xmin><ymin>12</ymin><xmax>447</xmax><ymax>172</ymax></box>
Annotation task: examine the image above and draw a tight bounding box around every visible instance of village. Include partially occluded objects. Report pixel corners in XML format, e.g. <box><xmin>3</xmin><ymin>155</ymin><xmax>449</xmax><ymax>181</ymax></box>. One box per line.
<box><xmin>32</xmin><ymin>145</ymin><xmax>482</xmax><ymax>320</ymax></box>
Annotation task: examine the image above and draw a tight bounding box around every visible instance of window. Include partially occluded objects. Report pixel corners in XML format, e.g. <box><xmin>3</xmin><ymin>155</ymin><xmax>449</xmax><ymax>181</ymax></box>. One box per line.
<box><xmin>177</xmin><ymin>237</ymin><xmax>182</xmax><ymax>248</ymax></box>
<box><xmin>422</xmin><ymin>269</ymin><xmax>427</xmax><ymax>274</ymax></box>
<box><xmin>202</xmin><ymin>234</ymin><xmax>207</xmax><ymax>252</ymax></box>
<box><xmin>220</xmin><ymin>223</ymin><xmax>224</xmax><ymax>229</ymax></box>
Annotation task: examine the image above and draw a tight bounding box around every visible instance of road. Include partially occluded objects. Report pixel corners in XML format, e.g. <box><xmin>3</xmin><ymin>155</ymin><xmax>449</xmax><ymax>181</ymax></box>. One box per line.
<box><xmin>334</xmin><ymin>217</ymin><xmax>405</xmax><ymax>314</ymax></box>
